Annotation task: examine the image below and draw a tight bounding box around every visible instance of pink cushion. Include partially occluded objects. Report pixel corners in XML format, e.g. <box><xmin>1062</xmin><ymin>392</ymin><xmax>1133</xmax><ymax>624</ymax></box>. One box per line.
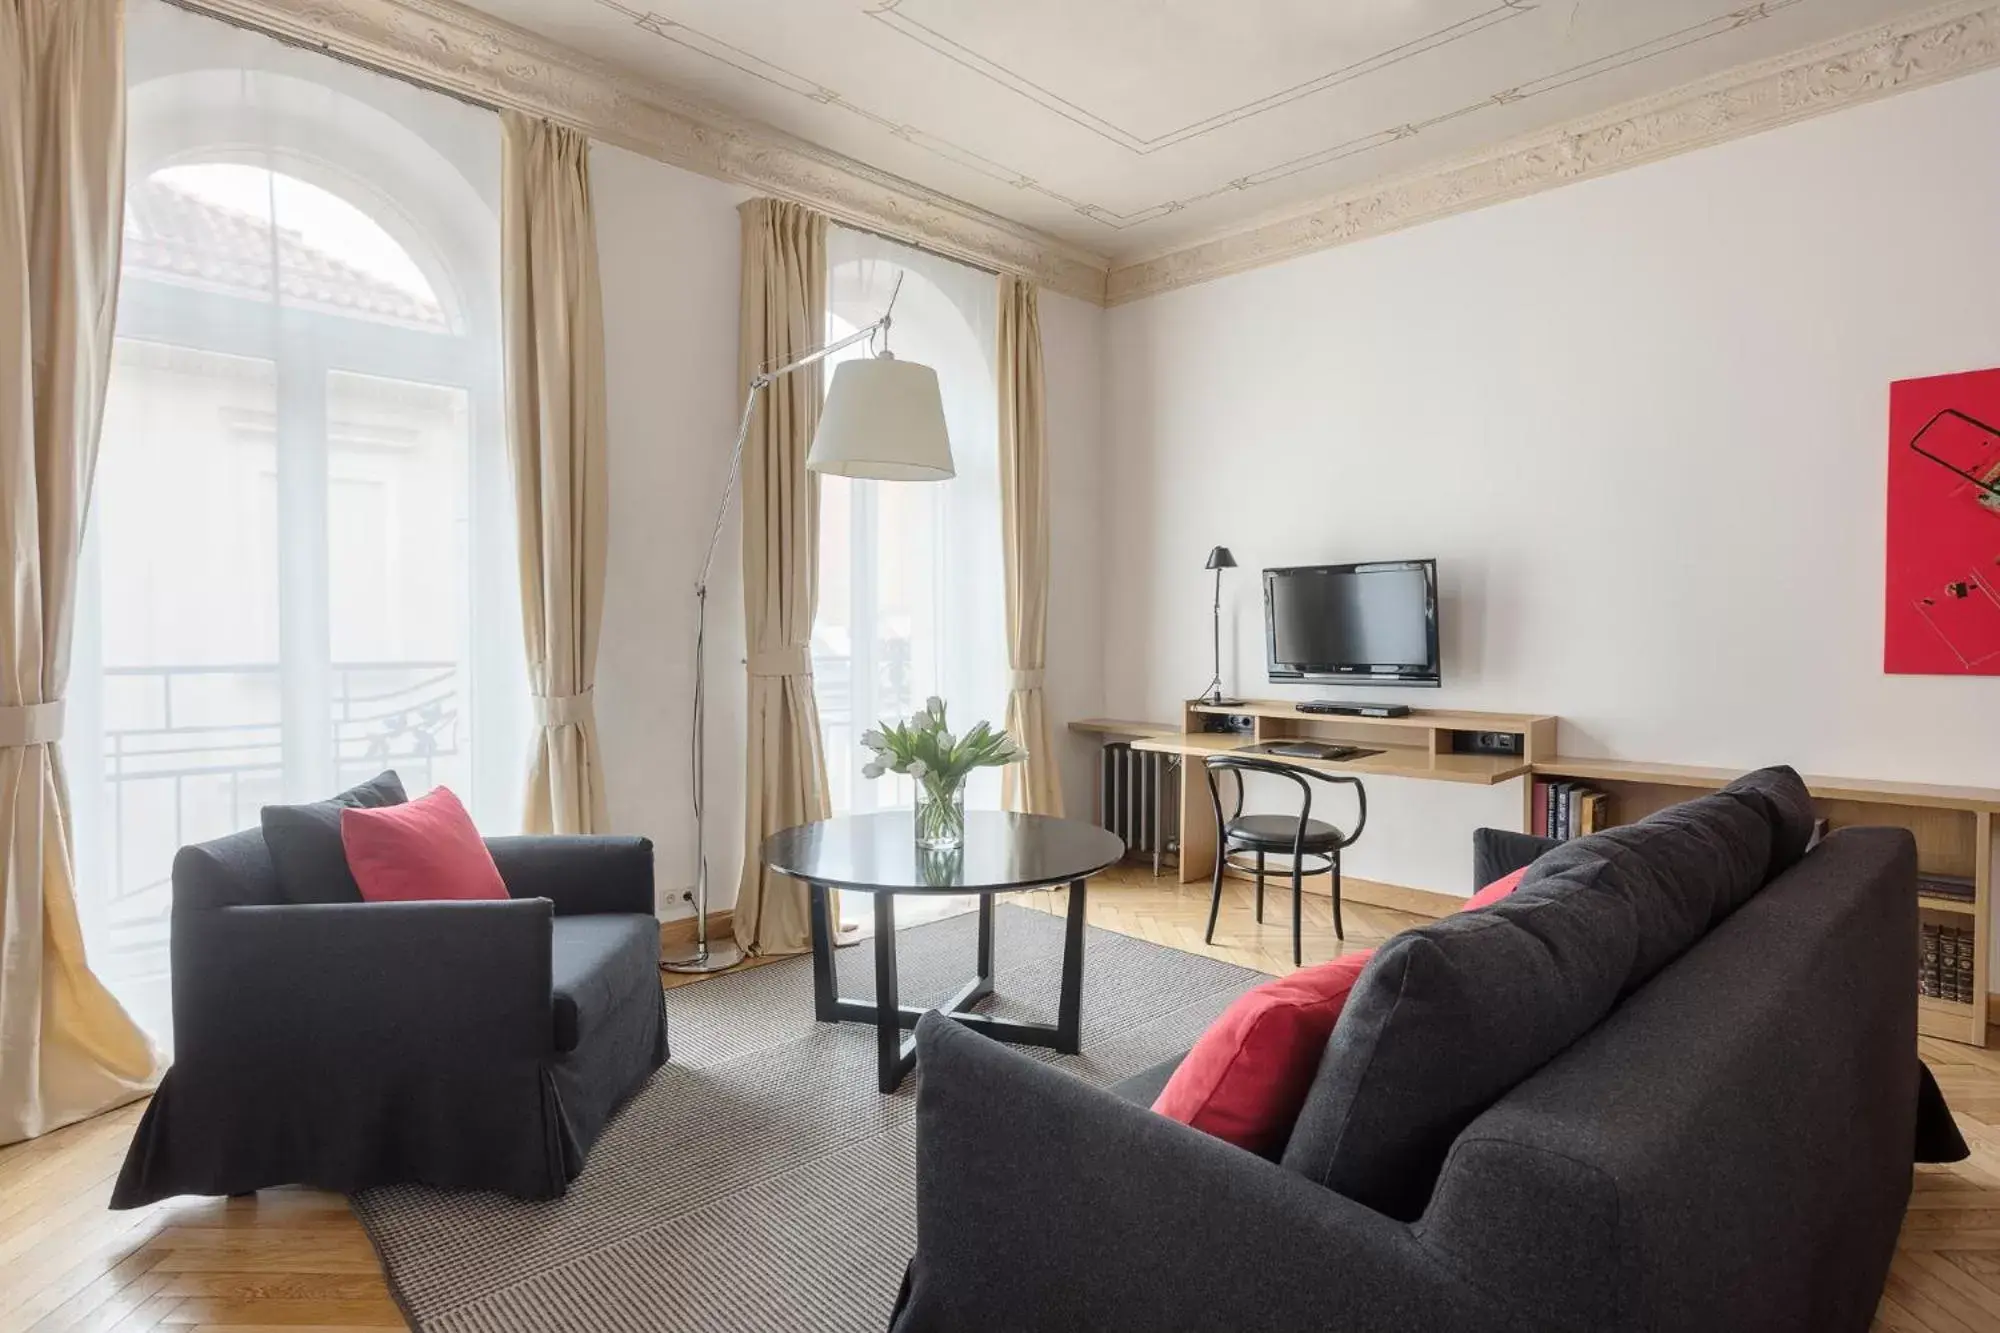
<box><xmin>1459</xmin><ymin>866</ymin><xmax>1528</xmax><ymax>913</ymax></box>
<box><xmin>1152</xmin><ymin>950</ymin><xmax>1374</xmax><ymax>1155</ymax></box>
<box><xmin>341</xmin><ymin>786</ymin><xmax>507</xmax><ymax>903</ymax></box>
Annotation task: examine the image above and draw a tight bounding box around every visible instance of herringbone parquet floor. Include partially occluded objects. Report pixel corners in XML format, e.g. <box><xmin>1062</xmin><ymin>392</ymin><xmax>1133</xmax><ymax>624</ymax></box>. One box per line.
<box><xmin>1</xmin><ymin>862</ymin><xmax>1995</xmax><ymax>1331</ymax></box>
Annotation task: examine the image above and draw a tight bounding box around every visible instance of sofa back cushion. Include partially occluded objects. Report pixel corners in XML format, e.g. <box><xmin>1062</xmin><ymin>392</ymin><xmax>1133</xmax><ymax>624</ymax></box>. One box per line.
<box><xmin>260</xmin><ymin>770</ymin><xmax>408</xmax><ymax>904</ymax></box>
<box><xmin>1280</xmin><ymin>770</ymin><xmax>1792</xmax><ymax>1220</ymax></box>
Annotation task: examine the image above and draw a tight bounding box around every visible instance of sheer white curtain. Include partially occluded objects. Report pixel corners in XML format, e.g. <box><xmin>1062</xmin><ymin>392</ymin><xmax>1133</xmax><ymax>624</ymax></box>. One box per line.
<box><xmin>68</xmin><ymin>0</ymin><xmax>525</xmax><ymax>1044</ymax></box>
<box><xmin>815</xmin><ymin>227</ymin><xmax>1005</xmax><ymax>826</ymax></box>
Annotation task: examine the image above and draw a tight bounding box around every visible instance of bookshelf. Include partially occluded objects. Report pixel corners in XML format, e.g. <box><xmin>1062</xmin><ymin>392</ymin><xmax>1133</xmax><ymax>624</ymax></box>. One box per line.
<box><xmin>1533</xmin><ymin>758</ymin><xmax>1997</xmax><ymax>1047</ymax></box>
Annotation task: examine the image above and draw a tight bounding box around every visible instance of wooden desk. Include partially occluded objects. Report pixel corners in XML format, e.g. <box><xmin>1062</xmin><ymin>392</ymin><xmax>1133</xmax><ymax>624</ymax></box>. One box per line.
<box><xmin>1074</xmin><ymin>710</ymin><xmax>1999</xmax><ymax>1048</ymax></box>
<box><xmin>1131</xmin><ymin>730</ymin><xmax>1531</xmax><ymax>786</ymax></box>
<box><xmin>1074</xmin><ymin>701</ymin><xmax>1558</xmax><ymax>902</ymax></box>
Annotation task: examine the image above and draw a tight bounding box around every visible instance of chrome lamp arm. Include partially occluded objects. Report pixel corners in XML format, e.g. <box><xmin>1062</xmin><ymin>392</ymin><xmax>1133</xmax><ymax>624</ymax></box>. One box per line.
<box><xmin>666</xmin><ymin>305</ymin><xmax>894</xmax><ymax>974</ymax></box>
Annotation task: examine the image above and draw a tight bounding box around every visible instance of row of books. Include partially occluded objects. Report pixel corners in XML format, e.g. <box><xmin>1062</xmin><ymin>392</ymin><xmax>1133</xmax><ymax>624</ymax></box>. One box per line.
<box><xmin>1531</xmin><ymin>780</ymin><xmax>1608</xmax><ymax>841</ymax></box>
<box><xmin>1921</xmin><ymin>923</ymin><xmax>1978</xmax><ymax>1004</ymax></box>
<box><xmin>1918</xmin><ymin>872</ymin><xmax>1977</xmax><ymax>904</ymax></box>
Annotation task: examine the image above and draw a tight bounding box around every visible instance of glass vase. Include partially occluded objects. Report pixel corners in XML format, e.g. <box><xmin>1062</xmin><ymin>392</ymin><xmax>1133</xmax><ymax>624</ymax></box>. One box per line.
<box><xmin>914</xmin><ymin>780</ymin><xmax>966</xmax><ymax>851</ymax></box>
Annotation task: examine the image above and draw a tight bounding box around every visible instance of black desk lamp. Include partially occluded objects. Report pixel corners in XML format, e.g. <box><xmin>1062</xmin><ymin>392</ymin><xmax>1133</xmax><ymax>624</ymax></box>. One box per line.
<box><xmin>1200</xmin><ymin>546</ymin><xmax>1238</xmax><ymax>705</ymax></box>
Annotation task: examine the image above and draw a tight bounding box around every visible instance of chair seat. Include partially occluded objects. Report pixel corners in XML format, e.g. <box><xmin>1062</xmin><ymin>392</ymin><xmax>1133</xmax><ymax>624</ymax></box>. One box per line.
<box><xmin>551</xmin><ymin>914</ymin><xmax>661</xmax><ymax>1053</ymax></box>
<box><xmin>1224</xmin><ymin>814</ymin><xmax>1347</xmax><ymax>852</ymax></box>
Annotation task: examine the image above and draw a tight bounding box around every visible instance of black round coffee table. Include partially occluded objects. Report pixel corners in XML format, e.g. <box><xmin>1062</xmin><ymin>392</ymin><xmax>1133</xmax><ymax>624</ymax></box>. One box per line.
<box><xmin>763</xmin><ymin>811</ymin><xmax>1126</xmax><ymax>1092</ymax></box>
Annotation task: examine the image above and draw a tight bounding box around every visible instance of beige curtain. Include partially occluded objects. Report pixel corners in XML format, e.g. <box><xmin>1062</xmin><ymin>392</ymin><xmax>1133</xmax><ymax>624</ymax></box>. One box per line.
<box><xmin>502</xmin><ymin>112</ymin><xmax>610</xmax><ymax>835</ymax></box>
<box><xmin>0</xmin><ymin>0</ymin><xmax>160</xmax><ymax>1145</ymax></box>
<box><xmin>734</xmin><ymin>198</ymin><xmax>831</xmax><ymax>957</ymax></box>
<box><xmin>997</xmin><ymin>277</ymin><xmax>1063</xmax><ymax>816</ymax></box>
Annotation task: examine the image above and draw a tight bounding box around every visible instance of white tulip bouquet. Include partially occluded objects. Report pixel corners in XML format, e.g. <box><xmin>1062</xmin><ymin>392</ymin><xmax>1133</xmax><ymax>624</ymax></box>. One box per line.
<box><xmin>862</xmin><ymin>697</ymin><xmax>1026</xmax><ymax>848</ymax></box>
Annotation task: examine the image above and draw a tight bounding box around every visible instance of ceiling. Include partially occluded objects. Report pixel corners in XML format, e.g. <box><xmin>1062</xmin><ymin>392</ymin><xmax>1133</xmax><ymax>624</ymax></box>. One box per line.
<box><xmin>457</xmin><ymin>0</ymin><xmax>1955</xmax><ymax>263</ymax></box>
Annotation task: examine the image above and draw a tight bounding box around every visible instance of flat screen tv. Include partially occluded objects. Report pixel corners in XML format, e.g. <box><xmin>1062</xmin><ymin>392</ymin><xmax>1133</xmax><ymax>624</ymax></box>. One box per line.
<box><xmin>1264</xmin><ymin>559</ymin><xmax>1440</xmax><ymax>687</ymax></box>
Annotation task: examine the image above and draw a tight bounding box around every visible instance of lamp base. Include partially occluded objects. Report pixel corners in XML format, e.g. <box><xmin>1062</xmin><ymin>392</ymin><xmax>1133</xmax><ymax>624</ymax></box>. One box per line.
<box><xmin>662</xmin><ymin>939</ymin><xmax>745</xmax><ymax>974</ymax></box>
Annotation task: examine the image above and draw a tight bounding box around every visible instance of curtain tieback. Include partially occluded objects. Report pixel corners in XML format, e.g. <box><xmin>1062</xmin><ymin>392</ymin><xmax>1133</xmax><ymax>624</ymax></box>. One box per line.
<box><xmin>0</xmin><ymin>696</ymin><xmax>66</xmax><ymax>748</ymax></box>
<box><xmin>0</xmin><ymin>700</ymin><xmax>66</xmax><ymax>748</ymax></box>
<box><xmin>534</xmin><ymin>689</ymin><xmax>596</xmax><ymax>728</ymax></box>
<box><xmin>1008</xmin><ymin>669</ymin><xmax>1046</xmax><ymax>692</ymax></box>
<box><xmin>748</xmin><ymin>646</ymin><xmax>812</xmax><ymax>678</ymax></box>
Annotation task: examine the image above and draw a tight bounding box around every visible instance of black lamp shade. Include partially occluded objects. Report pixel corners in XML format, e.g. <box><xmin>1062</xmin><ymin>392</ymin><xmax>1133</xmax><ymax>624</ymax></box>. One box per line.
<box><xmin>1205</xmin><ymin>546</ymin><xmax>1237</xmax><ymax>571</ymax></box>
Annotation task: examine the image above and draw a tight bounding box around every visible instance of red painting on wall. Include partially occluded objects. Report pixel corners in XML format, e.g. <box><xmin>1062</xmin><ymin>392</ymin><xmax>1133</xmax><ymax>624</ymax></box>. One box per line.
<box><xmin>1886</xmin><ymin>367</ymin><xmax>2000</xmax><ymax>675</ymax></box>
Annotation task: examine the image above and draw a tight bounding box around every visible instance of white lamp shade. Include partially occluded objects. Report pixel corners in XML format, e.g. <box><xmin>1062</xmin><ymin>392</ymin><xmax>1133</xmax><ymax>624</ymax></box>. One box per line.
<box><xmin>807</xmin><ymin>355</ymin><xmax>955</xmax><ymax>481</ymax></box>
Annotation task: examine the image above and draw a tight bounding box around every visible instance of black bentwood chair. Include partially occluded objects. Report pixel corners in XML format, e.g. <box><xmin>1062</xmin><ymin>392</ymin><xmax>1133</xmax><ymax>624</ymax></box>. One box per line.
<box><xmin>1202</xmin><ymin>755</ymin><xmax>1368</xmax><ymax>967</ymax></box>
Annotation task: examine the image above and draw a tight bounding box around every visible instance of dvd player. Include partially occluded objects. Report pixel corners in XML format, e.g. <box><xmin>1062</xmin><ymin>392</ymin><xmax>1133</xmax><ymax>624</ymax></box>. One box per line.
<box><xmin>1296</xmin><ymin>701</ymin><xmax>1411</xmax><ymax>719</ymax></box>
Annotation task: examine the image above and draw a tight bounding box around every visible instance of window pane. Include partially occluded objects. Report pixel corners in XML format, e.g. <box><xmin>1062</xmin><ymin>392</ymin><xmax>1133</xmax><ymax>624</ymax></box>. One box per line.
<box><xmin>129</xmin><ymin>164</ymin><xmax>448</xmax><ymax>330</ymax></box>
<box><xmin>819</xmin><ymin>228</ymin><xmax>1005</xmax><ymax>825</ymax></box>
<box><xmin>73</xmin><ymin>2</ymin><xmax>518</xmax><ymax>1048</ymax></box>
<box><xmin>326</xmin><ymin>370</ymin><xmax>472</xmax><ymax>797</ymax></box>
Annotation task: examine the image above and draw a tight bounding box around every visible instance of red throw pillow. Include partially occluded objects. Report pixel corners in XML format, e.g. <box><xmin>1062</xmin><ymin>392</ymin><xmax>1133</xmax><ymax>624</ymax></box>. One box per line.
<box><xmin>340</xmin><ymin>786</ymin><xmax>508</xmax><ymax>903</ymax></box>
<box><xmin>1459</xmin><ymin>866</ymin><xmax>1528</xmax><ymax>913</ymax></box>
<box><xmin>1153</xmin><ymin>950</ymin><xmax>1374</xmax><ymax>1155</ymax></box>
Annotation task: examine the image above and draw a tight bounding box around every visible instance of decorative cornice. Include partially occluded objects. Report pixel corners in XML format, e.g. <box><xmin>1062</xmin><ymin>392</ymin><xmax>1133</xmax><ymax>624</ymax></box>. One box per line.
<box><xmin>168</xmin><ymin>0</ymin><xmax>2000</xmax><ymax>310</ymax></box>
<box><xmin>174</xmin><ymin>0</ymin><xmax>1113</xmax><ymax>304</ymax></box>
<box><xmin>1105</xmin><ymin>0</ymin><xmax>2000</xmax><ymax>305</ymax></box>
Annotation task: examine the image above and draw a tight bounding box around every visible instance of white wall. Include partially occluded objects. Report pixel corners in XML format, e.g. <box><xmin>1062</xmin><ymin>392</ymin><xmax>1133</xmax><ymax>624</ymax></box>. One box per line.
<box><xmin>591</xmin><ymin>144</ymin><xmax>1106</xmax><ymax>916</ymax></box>
<box><xmin>593</xmin><ymin>145</ymin><xmax>752</xmax><ymax>917</ymax></box>
<box><xmin>1105</xmin><ymin>66</ymin><xmax>2000</xmax><ymax>900</ymax></box>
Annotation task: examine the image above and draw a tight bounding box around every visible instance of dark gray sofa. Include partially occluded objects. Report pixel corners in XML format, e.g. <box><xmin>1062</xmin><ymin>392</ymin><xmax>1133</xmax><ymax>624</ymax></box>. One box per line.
<box><xmin>891</xmin><ymin>769</ymin><xmax>1926</xmax><ymax>1333</ymax></box>
<box><xmin>112</xmin><ymin>830</ymin><xmax>667</xmax><ymax>1207</ymax></box>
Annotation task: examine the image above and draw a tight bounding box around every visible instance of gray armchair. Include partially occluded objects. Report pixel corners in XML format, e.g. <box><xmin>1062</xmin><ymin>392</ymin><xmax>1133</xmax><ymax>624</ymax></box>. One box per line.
<box><xmin>112</xmin><ymin>829</ymin><xmax>667</xmax><ymax>1207</ymax></box>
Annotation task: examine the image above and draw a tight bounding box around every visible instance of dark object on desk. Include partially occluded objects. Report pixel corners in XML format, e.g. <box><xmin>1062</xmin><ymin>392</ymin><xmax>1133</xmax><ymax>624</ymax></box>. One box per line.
<box><xmin>1246</xmin><ymin>741</ymin><xmax>1382</xmax><ymax>762</ymax></box>
<box><xmin>112</xmin><ymin>825</ymin><xmax>667</xmax><ymax>1207</ymax></box>
<box><xmin>1197</xmin><ymin>546</ymin><xmax>1237</xmax><ymax>705</ymax></box>
<box><xmin>1451</xmin><ymin>730</ymin><xmax>1523</xmax><ymax>757</ymax></box>
<box><xmin>893</xmin><ymin>769</ymin><xmax>1941</xmax><ymax>1333</ymax></box>
<box><xmin>1296</xmin><ymin>700</ymin><xmax>1411</xmax><ymax>718</ymax></box>
<box><xmin>1202</xmin><ymin>755</ymin><xmax>1368</xmax><ymax>966</ymax></box>
<box><xmin>1201</xmin><ymin>712</ymin><xmax>1256</xmax><ymax>735</ymax></box>
<box><xmin>762</xmin><ymin>811</ymin><xmax>1125</xmax><ymax>1093</ymax></box>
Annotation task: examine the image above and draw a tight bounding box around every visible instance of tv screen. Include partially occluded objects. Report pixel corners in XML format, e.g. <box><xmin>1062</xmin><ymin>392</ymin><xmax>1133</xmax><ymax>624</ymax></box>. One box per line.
<box><xmin>1265</xmin><ymin>560</ymin><xmax>1440</xmax><ymax>687</ymax></box>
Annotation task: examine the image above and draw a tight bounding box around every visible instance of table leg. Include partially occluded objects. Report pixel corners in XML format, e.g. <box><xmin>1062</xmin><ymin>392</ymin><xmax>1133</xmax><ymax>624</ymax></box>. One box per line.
<box><xmin>809</xmin><ymin>882</ymin><xmax>837</xmax><ymax>1022</ymax></box>
<box><xmin>873</xmin><ymin>892</ymin><xmax>914</xmax><ymax>1093</ymax></box>
<box><xmin>977</xmin><ymin>891</ymin><xmax>995</xmax><ymax>982</ymax></box>
<box><xmin>1056</xmin><ymin>877</ymin><xmax>1087</xmax><ymax>1054</ymax></box>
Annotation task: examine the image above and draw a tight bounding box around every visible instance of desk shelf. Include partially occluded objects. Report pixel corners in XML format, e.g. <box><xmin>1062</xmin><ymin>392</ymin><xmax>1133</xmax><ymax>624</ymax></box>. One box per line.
<box><xmin>1067</xmin><ymin>714</ymin><xmax>1997</xmax><ymax>1047</ymax></box>
<box><xmin>1535</xmin><ymin>757</ymin><xmax>1997</xmax><ymax>1047</ymax></box>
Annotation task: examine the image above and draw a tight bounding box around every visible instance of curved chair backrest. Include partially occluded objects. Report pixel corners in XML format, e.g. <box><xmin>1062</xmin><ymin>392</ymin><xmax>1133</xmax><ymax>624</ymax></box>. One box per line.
<box><xmin>1202</xmin><ymin>754</ymin><xmax>1369</xmax><ymax>857</ymax></box>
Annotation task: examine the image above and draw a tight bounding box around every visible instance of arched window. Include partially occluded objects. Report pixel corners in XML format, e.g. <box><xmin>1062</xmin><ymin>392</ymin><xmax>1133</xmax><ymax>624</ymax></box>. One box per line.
<box><xmin>70</xmin><ymin>1</ymin><xmax>523</xmax><ymax>1044</ymax></box>
<box><xmin>815</xmin><ymin>227</ymin><xmax>1006</xmax><ymax>822</ymax></box>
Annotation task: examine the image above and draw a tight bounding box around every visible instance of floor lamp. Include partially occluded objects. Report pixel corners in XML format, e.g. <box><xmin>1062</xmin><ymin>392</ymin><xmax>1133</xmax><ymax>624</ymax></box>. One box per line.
<box><xmin>664</xmin><ymin>288</ymin><xmax>956</xmax><ymax>973</ymax></box>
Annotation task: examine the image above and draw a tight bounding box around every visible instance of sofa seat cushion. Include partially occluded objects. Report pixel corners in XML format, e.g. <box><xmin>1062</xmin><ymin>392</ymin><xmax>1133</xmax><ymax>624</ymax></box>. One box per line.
<box><xmin>551</xmin><ymin>915</ymin><xmax>660</xmax><ymax>1054</ymax></box>
<box><xmin>1280</xmin><ymin>775</ymin><xmax>1783</xmax><ymax>1222</ymax></box>
<box><xmin>1153</xmin><ymin>950</ymin><xmax>1374</xmax><ymax>1157</ymax></box>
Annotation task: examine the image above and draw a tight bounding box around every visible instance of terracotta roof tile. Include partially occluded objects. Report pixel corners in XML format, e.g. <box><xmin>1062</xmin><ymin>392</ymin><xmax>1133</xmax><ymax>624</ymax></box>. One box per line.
<box><xmin>124</xmin><ymin>177</ymin><xmax>448</xmax><ymax>331</ymax></box>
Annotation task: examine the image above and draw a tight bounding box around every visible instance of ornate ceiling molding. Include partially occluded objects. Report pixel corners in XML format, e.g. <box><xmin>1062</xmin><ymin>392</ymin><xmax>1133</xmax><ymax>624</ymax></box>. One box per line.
<box><xmin>168</xmin><ymin>0</ymin><xmax>2000</xmax><ymax>310</ymax></box>
<box><xmin>173</xmin><ymin>0</ymin><xmax>1114</xmax><ymax>304</ymax></box>
<box><xmin>1105</xmin><ymin>0</ymin><xmax>2000</xmax><ymax>305</ymax></box>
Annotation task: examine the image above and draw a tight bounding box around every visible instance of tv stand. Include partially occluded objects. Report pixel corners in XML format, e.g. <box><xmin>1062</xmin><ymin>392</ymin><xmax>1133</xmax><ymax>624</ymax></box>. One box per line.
<box><xmin>1298</xmin><ymin>700</ymin><xmax>1411</xmax><ymax>719</ymax></box>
